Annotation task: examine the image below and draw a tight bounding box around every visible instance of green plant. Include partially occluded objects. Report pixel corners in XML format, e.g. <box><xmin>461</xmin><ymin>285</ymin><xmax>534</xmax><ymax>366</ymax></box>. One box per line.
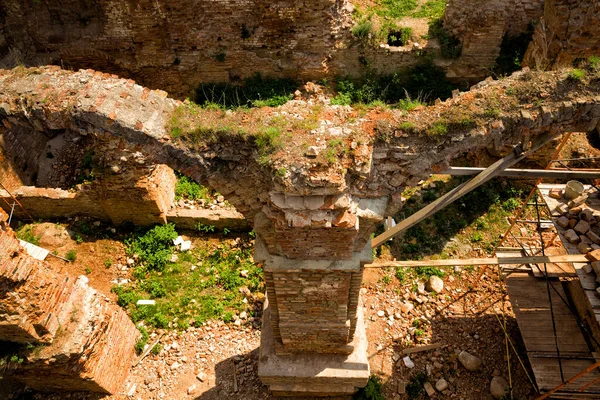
<box><xmin>352</xmin><ymin>20</ymin><xmax>373</xmax><ymax>42</ymax></box>
<box><xmin>484</xmin><ymin>107</ymin><xmax>501</xmax><ymax>118</ymax></box>
<box><xmin>75</xmin><ymin>234</ymin><xmax>83</xmax><ymax>244</ymax></box>
<box><xmin>427</xmin><ymin>121</ymin><xmax>448</xmax><ymax>136</ymax></box>
<box><xmin>222</xmin><ymin>227</ymin><xmax>230</xmax><ymax>236</ymax></box>
<box><xmin>387</xmin><ymin>27</ymin><xmax>413</xmax><ymax>46</ymax></box>
<box><xmin>568</xmin><ymin>68</ymin><xmax>586</xmax><ymax>82</ymax></box>
<box><xmin>196</xmin><ymin>223</ymin><xmax>216</xmax><ymax>233</ymax></box>
<box><xmin>135</xmin><ymin>325</ymin><xmax>149</xmax><ymax>355</ymax></box>
<box><xmin>126</xmin><ymin>224</ymin><xmax>178</xmax><ymax>272</ymax></box>
<box><xmin>104</xmin><ymin>259</ymin><xmax>113</xmax><ymax>268</ymax></box>
<box><xmin>406</xmin><ymin>372</ymin><xmax>427</xmax><ymax>398</ymax></box>
<box><xmin>400</xmin><ymin>121</ymin><xmax>416</xmax><ymax>131</ymax></box>
<box><xmin>16</xmin><ymin>225</ymin><xmax>40</xmax><ymax>246</ymax></box>
<box><xmin>195</xmin><ymin>73</ymin><xmax>296</xmax><ymax>108</ymax></box>
<box><xmin>414</xmin><ymin>328</ymin><xmax>425</xmax><ymax>337</ymax></box>
<box><xmin>151</xmin><ymin>343</ymin><xmax>162</xmax><ymax>355</ymax></box>
<box><xmin>590</xmin><ymin>55</ymin><xmax>600</xmax><ymax>70</ymax></box>
<box><xmin>470</xmin><ymin>232</ymin><xmax>483</xmax><ymax>243</ymax></box>
<box><xmin>415</xmin><ymin>266</ymin><xmax>445</xmax><ymax>279</ymax></box>
<box><xmin>354</xmin><ymin>375</ymin><xmax>385</xmax><ymax>400</ymax></box>
<box><xmin>84</xmin><ymin>266</ymin><xmax>92</xmax><ymax>275</ymax></box>
<box><xmin>428</xmin><ymin>18</ymin><xmax>462</xmax><ymax>59</ymax></box>
<box><xmin>255</xmin><ymin>127</ymin><xmax>282</xmax><ymax>157</ymax></box>
<box><xmin>412</xmin><ymin>0</ymin><xmax>446</xmax><ymax>18</ymax></box>
<box><xmin>65</xmin><ymin>250</ymin><xmax>77</xmax><ymax>262</ymax></box>
<box><xmin>395</xmin><ymin>267</ymin><xmax>408</xmax><ymax>283</ymax></box>
<box><xmin>377</xmin><ymin>0</ymin><xmax>417</xmax><ymax>18</ymax></box>
<box><xmin>174</xmin><ymin>174</ymin><xmax>211</xmax><ymax>201</ymax></box>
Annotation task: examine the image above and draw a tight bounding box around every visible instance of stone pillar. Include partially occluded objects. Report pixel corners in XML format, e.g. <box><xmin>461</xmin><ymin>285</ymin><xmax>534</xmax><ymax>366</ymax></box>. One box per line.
<box><xmin>256</xmin><ymin>192</ymin><xmax>388</xmax><ymax>396</ymax></box>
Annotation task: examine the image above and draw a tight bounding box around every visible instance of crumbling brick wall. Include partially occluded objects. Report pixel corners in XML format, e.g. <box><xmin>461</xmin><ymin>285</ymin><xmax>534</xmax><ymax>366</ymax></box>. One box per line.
<box><xmin>524</xmin><ymin>0</ymin><xmax>600</xmax><ymax>70</ymax></box>
<box><xmin>0</xmin><ymin>209</ymin><xmax>139</xmax><ymax>393</ymax></box>
<box><xmin>444</xmin><ymin>0</ymin><xmax>544</xmax><ymax>82</ymax></box>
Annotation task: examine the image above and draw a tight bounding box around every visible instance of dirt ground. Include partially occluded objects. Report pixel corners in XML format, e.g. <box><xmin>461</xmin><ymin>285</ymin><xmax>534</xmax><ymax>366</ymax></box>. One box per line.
<box><xmin>3</xmin><ymin>221</ymin><xmax>538</xmax><ymax>400</ymax></box>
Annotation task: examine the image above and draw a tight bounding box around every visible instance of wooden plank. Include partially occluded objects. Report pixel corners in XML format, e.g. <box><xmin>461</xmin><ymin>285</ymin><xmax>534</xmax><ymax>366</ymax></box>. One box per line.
<box><xmin>366</xmin><ymin>254</ymin><xmax>590</xmax><ymax>268</ymax></box>
<box><xmin>442</xmin><ymin>166</ymin><xmax>600</xmax><ymax>180</ymax></box>
<box><xmin>372</xmin><ymin>133</ymin><xmax>559</xmax><ymax>247</ymax></box>
<box><xmin>506</xmin><ymin>272</ymin><xmax>600</xmax><ymax>393</ymax></box>
<box><xmin>18</xmin><ymin>239</ymin><xmax>49</xmax><ymax>261</ymax></box>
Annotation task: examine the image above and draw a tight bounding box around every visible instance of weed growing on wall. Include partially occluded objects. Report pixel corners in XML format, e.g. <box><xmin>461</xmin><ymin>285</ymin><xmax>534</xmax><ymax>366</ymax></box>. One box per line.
<box><xmin>174</xmin><ymin>174</ymin><xmax>212</xmax><ymax>202</ymax></box>
<box><xmin>427</xmin><ymin>19</ymin><xmax>462</xmax><ymax>59</ymax></box>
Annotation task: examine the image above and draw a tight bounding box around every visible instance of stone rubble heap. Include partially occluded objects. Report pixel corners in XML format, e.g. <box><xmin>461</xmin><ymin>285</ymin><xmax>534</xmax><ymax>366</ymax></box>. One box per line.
<box><xmin>0</xmin><ymin>209</ymin><xmax>139</xmax><ymax>394</ymax></box>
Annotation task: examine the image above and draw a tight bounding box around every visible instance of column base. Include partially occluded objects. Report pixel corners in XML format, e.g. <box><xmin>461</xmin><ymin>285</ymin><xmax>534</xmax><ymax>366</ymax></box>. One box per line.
<box><xmin>258</xmin><ymin>297</ymin><xmax>370</xmax><ymax>397</ymax></box>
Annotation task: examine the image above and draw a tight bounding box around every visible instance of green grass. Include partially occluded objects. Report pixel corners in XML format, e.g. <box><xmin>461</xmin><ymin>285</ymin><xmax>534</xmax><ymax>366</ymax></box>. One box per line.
<box><xmin>194</xmin><ymin>73</ymin><xmax>296</xmax><ymax>109</ymax></box>
<box><xmin>389</xmin><ymin>178</ymin><xmax>527</xmax><ymax>260</ymax></box>
<box><xmin>174</xmin><ymin>174</ymin><xmax>211</xmax><ymax>202</ymax></box>
<box><xmin>386</xmin><ymin>27</ymin><xmax>413</xmax><ymax>46</ymax></box>
<box><xmin>354</xmin><ymin>375</ymin><xmax>385</xmax><ymax>400</ymax></box>
<box><xmin>353</xmin><ymin>20</ymin><xmax>373</xmax><ymax>42</ymax></box>
<box><xmin>113</xmin><ymin>227</ymin><xmax>263</xmax><ymax>330</ymax></box>
<box><xmin>426</xmin><ymin>121</ymin><xmax>448</xmax><ymax>136</ymax></box>
<box><xmin>568</xmin><ymin>68</ymin><xmax>586</xmax><ymax>82</ymax></box>
<box><xmin>412</xmin><ymin>0</ymin><xmax>446</xmax><ymax>18</ymax></box>
<box><xmin>126</xmin><ymin>224</ymin><xmax>178</xmax><ymax>272</ymax></box>
<box><xmin>331</xmin><ymin>61</ymin><xmax>456</xmax><ymax>106</ymax></box>
<box><xmin>16</xmin><ymin>225</ymin><xmax>40</xmax><ymax>245</ymax></box>
<box><xmin>427</xmin><ymin>18</ymin><xmax>462</xmax><ymax>59</ymax></box>
<box><xmin>65</xmin><ymin>250</ymin><xmax>77</xmax><ymax>262</ymax></box>
<box><xmin>590</xmin><ymin>55</ymin><xmax>600</xmax><ymax>70</ymax></box>
<box><xmin>377</xmin><ymin>0</ymin><xmax>418</xmax><ymax>18</ymax></box>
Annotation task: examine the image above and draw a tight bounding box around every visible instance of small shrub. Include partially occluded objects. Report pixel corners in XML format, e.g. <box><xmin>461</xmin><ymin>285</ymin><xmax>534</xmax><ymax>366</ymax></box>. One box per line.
<box><xmin>428</xmin><ymin>18</ymin><xmax>462</xmax><ymax>59</ymax></box>
<box><xmin>196</xmin><ymin>223</ymin><xmax>217</xmax><ymax>233</ymax></box>
<box><xmin>75</xmin><ymin>234</ymin><xmax>83</xmax><ymax>244</ymax></box>
<box><xmin>104</xmin><ymin>259</ymin><xmax>112</xmax><ymax>268</ymax></box>
<box><xmin>16</xmin><ymin>226</ymin><xmax>40</xmax><ymax>246</ymax></box>
<box><xmin>126</xmin><ymin>224</ymin><xmax>178</xmax><ymax>272</ymax></box>
<box><xmin>470</xmin><ymin>232</ymin><xmax>483</xmax><ymax>243</ymax></box>
<box><xmin>484</xmin><ymin>107</ymin><xmax>501</xmax><ymax>118</ymax></box>
<box><xmin>395</xmin><ymin>267</ymin><xmax>408</xmax><ymax>283</ymax></box>
<box><xmin>66</xmin><ymin>250</ymin><xmax>77</xmax><ymax>262</ymax></box>
<box><xmin>174</xmin><ymin>175</ymin><xmax>210</xmax><ymax>201</ymax></box>
<box><xmin>427</xmin><ymin>121</ymin><xmax>448</xmax><ymax>136</ymax></box>
<box><xmin>414</xmin><ymin>266</ymin><xmax>445</xmax><ymax>279</ymax></box>
<box><xmin>568</xmin><ymin>68</ymin><xmax>586</xmax><ymax>82</ymax></box>
<box><xmin>590</xmin><ymin>55</ymin><xmax>600</xmax><ymax>70</ymax></box>
<box><xmin>354</xmin><ymin>375</ymin><xmax>385</xmax><ymax>400</ymax></box>
<box><xmin>352</xmin><ymin>20</ymin><xmax>373</xmax><ymax>42</ymax></box>
<box><xmin>135</xmin><ymin>325</ymin><xmax>149</xmax><ymax>355</ymax></box>
<box><xmin>387</xmin><ymin>27</ymin><xmax>413</xmax><ymax>46</ymax></box>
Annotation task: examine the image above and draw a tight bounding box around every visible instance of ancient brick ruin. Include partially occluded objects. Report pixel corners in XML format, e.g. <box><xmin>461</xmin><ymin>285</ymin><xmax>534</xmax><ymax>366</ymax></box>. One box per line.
<box><xmin>3</xmin><ymin>0</ymin><xmax>596</xmax><ymax>96</ymax></box>
<box><xmin>0</xmin><ymin>208</ymin><xmax>139</xmax><ymax>393</ymax></box>
<box><xmin>1</xmin><ymin>65</ymin><xmax>600</xmax><ymax>395</ymax></box>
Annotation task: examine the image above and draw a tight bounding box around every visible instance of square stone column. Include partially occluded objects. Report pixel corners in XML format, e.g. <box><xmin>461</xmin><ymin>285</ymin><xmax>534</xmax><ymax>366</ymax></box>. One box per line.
<box><xmin>256</xmin><ymin>236</ymin><xmax>371</xmax><ymax>395</ymax></box>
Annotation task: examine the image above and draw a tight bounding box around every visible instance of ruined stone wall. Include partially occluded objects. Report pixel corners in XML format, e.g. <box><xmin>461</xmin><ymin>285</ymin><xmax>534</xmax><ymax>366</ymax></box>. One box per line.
<box><xmin>524</xmin><ymin>0</ymin><xmax>600</xmax><ymax>70</ymax></box>
<box><xmin>0</xmin><ymin>0</ymin><xmax>349</xmax><ymax>97</ymax></box>
<box><xmin>0</xmin><ymin>209</ymin><xmax>139</xmax><ymax>393</ymax></box>
<box><xmin>2</xmin><ymin>66</ymin><xmax>600</xmax><ymax>358</ymax></box>
<box><xmin>0</xmin><ymin>164</ymin><xmax>176</xmax><ymax>226</ymax></box>
<box><xmin>444</xmin><ymin>0</ymin><xmax>544</xmax><ymax>82</ymax></box>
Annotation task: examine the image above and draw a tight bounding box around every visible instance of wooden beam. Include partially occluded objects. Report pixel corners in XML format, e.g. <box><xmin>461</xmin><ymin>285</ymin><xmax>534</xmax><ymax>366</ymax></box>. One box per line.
<box><xmin>365</xmin><ymin>254</ymin><xmax>590</xmax><ymax>268</ymax></box>
<box><xmin>371</xmin><ymin>132</ymin><xmax>558</xmax><ymax>248</ymax></box>
<box><xmin>442</xmin><ymin>166</ymin><xmax>600</xmax><ymax>180</ymax></box>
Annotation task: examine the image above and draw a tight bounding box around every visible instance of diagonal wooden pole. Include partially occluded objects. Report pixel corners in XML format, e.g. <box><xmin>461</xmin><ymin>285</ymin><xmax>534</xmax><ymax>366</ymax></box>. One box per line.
<box><xmin>372</xmin><ymin>132</ymin><xmax>560</xmax><ymax>248</ymax></box>
<box><xmin>473</xmin><ymin>132</ymin><xmax>572</xmax><ymax>285</ymax></box>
